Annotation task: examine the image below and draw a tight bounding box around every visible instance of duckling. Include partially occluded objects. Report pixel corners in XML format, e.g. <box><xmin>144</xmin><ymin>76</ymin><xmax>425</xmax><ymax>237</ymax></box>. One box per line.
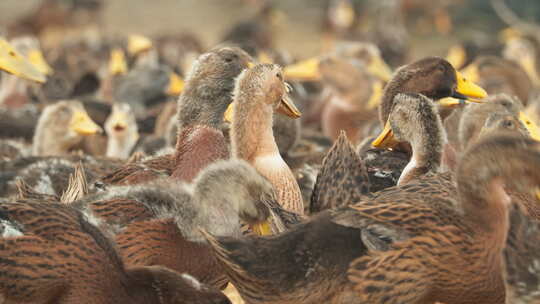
<box><xmin>100</xmin><ymin>46</ymin><xmax>252</xmax><ymax>185</ymax></box>
<box><xmin>504</xmin><ymin>204</ymin><xmax>540</xmax><ymax>304</ymax></box>
<box><xmin>205</xmin><ymin>134</ymin><xmax>540</xmax><ymax>304</ymax></box>
<box><xmin>0</xmin><ymin>199</ymin><xmax>231</xmax><ymax>304</ymax></box>
<box><xmin>74</xmin><ymin>159</ymin><xmax>277</xmax><ymax>288</ymax></box>
<box><xmin>105</xmin><ymin>102</ymin><xmax>139</xmax><ymax>159</ymax></box>
<box><xmin>32</xmin><ymin>100</ymin><xmax>102</xmax><ymax>156</ymax></box>
<box><xmin>227</xmin><ymin>63</ymin><xmax>303</xmax><ymax>215</ymax></box>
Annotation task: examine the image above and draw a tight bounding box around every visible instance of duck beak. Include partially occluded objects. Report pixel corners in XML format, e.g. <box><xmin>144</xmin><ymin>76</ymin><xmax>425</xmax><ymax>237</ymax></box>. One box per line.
<box><xmin>27</xmin><ymin>49</ymin><xmax>53</xmax><ymax>75</ymax></box>
<box><xmin>250</xmin><ymin>220</ymin><xmax>272</xmax><ymax>236</ymax></box>
<box><xmin>166</xmin><ymin>72</ymin><xmax>184</xmax><ymax>96</ymax></box>
<box><xmin>0</xmin><ymin>38</ymin><xmax>46</xmax><ymax>83</ymax></box>
<box><xmin>109</xmin><ymin>111</ymin><xmax>128</xmax><ymax>131</ymax></box>
<box><xmin>128</xmin><ymin>34</ymin><xmax>153</xmax><ymax>55</ymax></box>
<box><xmin>109</xmin><ymin>48</ymin><xmax>127</xmax><ymax>76</ymax></box>
<box><xmin>70</xmin><ymin>111</ymin><xmax>102</xmax><ymax>135</ymax></box>
<box><xmin>247</xmin><ymin>61</ymin><xmax>256</xmax><ymax>69</ymax></box>
<box><xmin>519</xmin><ymin>111</ymin><xmax>540</xmax><ymax>141</ymax></box>
<box><xmin>283</xmin><ymin>57</ymin><xmax>321</xmax><ymax>81</ymax></box>
<box><xmin>446</xmin><ymin>45</ymin><xmax>466</xmax><ymax>70</ymax></box>
<box><xmin>224</xmin><ymin>102</ymin><xmax>234</xmax><ymax>123</ymax></box>
<box><xmin>438</xmin><ymin>97</ymin><xmax>466</xmax><ymax>107</ymax></box>
<box><xmin>367</xmin><ymin>56</ymin><xmax>393</xmax><ymax>82</ymax></box>
<box><xmin>276</xmin><ymin>94</ymin><xmax>302</xmax><ymax>118</ymax></box>
<box><xmin>372</xmin><ymin>121</ymin><xmax>398</xmax><ymax>149</ymax></box>
<box><xmin>366</xmin><ymin>81</ymin><xmax>384</xmax><ymax>110</ymax></box>
<box><xmin>452</xmin><ymin>70</ymin><xmax>487</xmax><ymax>102</ymax></box>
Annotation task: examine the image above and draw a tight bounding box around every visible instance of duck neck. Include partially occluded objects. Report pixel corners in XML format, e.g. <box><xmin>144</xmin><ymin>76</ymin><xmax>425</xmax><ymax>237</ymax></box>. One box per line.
<box><xmin>0</xmin><ymin>74</ymin><xmax>28</xmax><ymax>107</ymax></box>
<box><xmin>231</xmin><ymin>100</ymin><xmax>278</xmax><ymax>161</ymax></box>
<box><xmin>398</xmin><ymin>125</ymin><xmax>445</xmax><ymax>186</ymax></box>
<box><xmin>106</xmin><ymin>131</ymin><xmax>139</xmax><ymax>159</ymax></box>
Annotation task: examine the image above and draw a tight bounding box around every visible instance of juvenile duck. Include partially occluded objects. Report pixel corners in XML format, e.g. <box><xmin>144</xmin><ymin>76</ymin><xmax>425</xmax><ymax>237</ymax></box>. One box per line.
<box><xmin>227</xmin><ymin>63</ymin><xmax>303</xmax><ymax>215</ymax></box>
<box><xmin>74</xmin><ymin>159</ymin><xmax>278</xmax><ymax>288</ymax></box>
<box><xmin>0</xmin><ymin>200</ymin><xmax>231</xmax><ymax>304</ymax></box>
<box><xmin>100</xmin><ymin>46</ymin><xmax>252</xmax><ymax>185</ymax></box>
<box><xmin>205</xmin><ymin>134</ymin><xmax>540</xmax><ymax>304</ymax></box>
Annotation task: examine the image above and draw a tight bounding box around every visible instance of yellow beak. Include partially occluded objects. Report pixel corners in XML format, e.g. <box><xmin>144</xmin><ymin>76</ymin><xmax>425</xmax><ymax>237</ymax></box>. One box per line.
<box><xmin>446</xmin><ymin>45</ymin><xmax>466</xmax><ymax>70</ymax></box>
<box><xmin>224</xmin><ymin>102</ymin><xmax>234</xmax><ymax>123</ymax></box>
<box><xmin>0</xmin><ymin>38</ymin><xmax>46</xmax><ymax>83</ymax></box>
<box><xmin>247</xmin><ymin>61</ymin><xmax>256</xmax><ymax>69</ymax></box>
<box><xmin>250</xmin><ymin>220</ymin><xmax>272</xmax><ymax>236</ymax></box>
<box><xmin>452</xmin><ymin>70</ymin><xmax>488</xmax><ymax>102</ymax></box>
<box><xmin>128</xmin><ymin>34</ymin><xmax>153</xmax><ymax>55</ymax></box>
<box><xmin>366</xmin><ymin>81</ymin><xmax>384</xmax><ymax>110</ymax></box>
<box><xmin>436</xmin><ymin>97</ymin><xmax>485</xmax><ymax>107</ymax></box>
<box><xmin>371</xmin><ymin>120</ymin><xmax>398</xmax><ymax>149</ymax></box>
<box><xmin>166</xmin><ymin>72</ymin><xmax>184</xmax><ymax>96</ymax></box>
<box><xmin>27</xmin><ymin>49</ymin><xmax>53</xmax><ymax>75</ymax></box>
<box><xmin>258</xmin><ymin>51</ymin><xmax>273</xmax><ymax>64</ymax></box>
<box><xmin>276</xmin><ymin>95</ymin><xmax>302</xmax><ymax>118</ymax></box>
<box><xmin>109</xmin><ymin>48</ymin><xmax>127</xmax><ymax>76</ymax></box>
<box><xmin>519</xmin><ymin>111</ymin><xmax>540</xmax><ymax>141</ymax></box>
<box><xmin>70</xmin><ymin>111</ymin><xmax>102</xmax><ymax>135</ymax></box>
<box><xmin>283</xmin><ymin>57</ymin><xmax>321</xmax><ymax>81</ymax></box>
<box><xmin>367</xmin><ymin>56</ymin><xmax>393</xmax><ymax>82</ymax></box>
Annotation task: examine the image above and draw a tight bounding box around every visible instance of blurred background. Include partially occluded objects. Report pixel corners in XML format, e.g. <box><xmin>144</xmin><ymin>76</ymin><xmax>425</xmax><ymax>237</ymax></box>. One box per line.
<box><xmin>2</xmin><ymin>0</ymin><xmax>540</xmax><ymax>61</ymax></box>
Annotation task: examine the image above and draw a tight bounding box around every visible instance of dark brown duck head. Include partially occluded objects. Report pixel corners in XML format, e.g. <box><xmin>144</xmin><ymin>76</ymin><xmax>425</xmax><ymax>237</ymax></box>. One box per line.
<box><xmin>379</xmin><ymin>56</ymin><xmax>487</xmax><ymax>127</ymax></box>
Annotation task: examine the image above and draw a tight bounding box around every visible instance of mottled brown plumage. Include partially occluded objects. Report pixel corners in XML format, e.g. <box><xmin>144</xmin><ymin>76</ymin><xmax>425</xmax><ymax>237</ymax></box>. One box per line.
<box><xmin>205</xmin><ymin>134</ymin><xmax>540</xmax><ymax>304</ymax></box>
<box><xmin>310</xmin><ymin>131</ymin><xmax>369</xmax><ymax>214</ymax></box>
<box><xmin>0</xmin><ymin>200</ymin><xmax>231</xmax><ymax>304</ymax></box>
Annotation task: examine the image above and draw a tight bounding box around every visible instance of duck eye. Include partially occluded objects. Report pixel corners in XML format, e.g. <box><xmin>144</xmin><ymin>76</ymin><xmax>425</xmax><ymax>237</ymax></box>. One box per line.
<box><xmin>276</xmin><ymin>72</ymin><xmax>282</xmax><ymax>80</ymax></box>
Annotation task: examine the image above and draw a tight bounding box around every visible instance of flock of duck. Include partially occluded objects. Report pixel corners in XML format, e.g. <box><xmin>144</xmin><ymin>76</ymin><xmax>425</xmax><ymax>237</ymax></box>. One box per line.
<box><xmin>1</xmin><ymin>1</ymin><xmax>540</xmax><ymax>304</ymax></box>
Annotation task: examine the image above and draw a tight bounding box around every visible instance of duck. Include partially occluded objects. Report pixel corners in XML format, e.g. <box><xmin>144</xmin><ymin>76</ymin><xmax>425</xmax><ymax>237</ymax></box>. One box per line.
<box><xmin>0</xmin><ymin>37</ymin><xmax>46</xmax><ymax>83</ymax></box>
<box><xmin>73</xmin><ymin>159</ymin><xmax>279</xmax><ymax>288</ymax></box>
<box><xmin>502</xmin><ymin>34</ymin><xmax>540</xmax><ymax>87</ymax></box>
<box><xmin>100</xmin><ymin>46</ymin><xmax>253</xmax><ymax>186</ymax></box>
<box><xmin>503</xmin><ymin>203</ymin><xmax>540</xmax><ymax>304</ymax></box>
<box><xmin>461</xmin><ymin>56</ymin><xmax>532</xmax><ymax>105</ymax></box>
<box><xmin>226</xmin><ymin>63</ymin><xmax>303</xmax><ymax>215</ymax></box>
<box><xmin>204</xmin><ymin>134</ymin><xmax>540</xmax><ymax>304</ymax></box>
<box><xmin>0</xmin><ymin>199</ymin><xmax>232</xmax><ymax>304</ymax></box>
<box><xmin>1</xmin><ymin>36</ymin><xmax>51</xmax><ymax>108</ymax></box>
<box><xmin>104</xmin><ymin>102</ymin><xmax>139</xmax><ymax>159</ymax></box>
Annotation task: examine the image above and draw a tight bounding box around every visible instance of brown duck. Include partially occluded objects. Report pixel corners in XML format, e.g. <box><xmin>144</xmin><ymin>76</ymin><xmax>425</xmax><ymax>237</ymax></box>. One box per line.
<box><xmin>205</xmin><ymin>134</ymin><xmax>540</xmax><ymax>304</ymax></box>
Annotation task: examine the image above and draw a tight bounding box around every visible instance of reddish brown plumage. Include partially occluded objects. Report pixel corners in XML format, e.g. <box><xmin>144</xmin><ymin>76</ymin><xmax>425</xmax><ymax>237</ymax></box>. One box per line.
<box><xmin>171</xmin><ymin>126</ymin><xmax>229</xmax><ymax>182</ymax></box>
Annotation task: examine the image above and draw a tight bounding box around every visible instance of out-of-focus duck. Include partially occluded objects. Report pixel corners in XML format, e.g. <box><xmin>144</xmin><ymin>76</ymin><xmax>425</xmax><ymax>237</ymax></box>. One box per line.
<box><xmin>0</xmin><ymin>199</ymin><xmax>231</xmax><ymax>304</ymax></box>
<box><xmin>0</xmin><ymin>36</ymin><xmax>52</xmax><ymax>108</ymax></box>
<box><xmin>226</xmin><ymin>64</ymin><xmax>303</xmax><ymax>215</ymax></box>
<box><xmin>205</xmin><ymin>134</ymin><xmax>540</xmax><ymax>304</ymax></box>
<box><xmin>74</xmin><ymin>159</ymin><xmax>280</xmax><ymax>288</ymax></box>
<box><xmin>100</xmin><ymin>46</ymin><xmax>252</xmax><ymax>185</ymax></box>
<box><xmin>104</xmin><ymin>102</ymin><xmax>139</xmax><ymax>159</ymax></box>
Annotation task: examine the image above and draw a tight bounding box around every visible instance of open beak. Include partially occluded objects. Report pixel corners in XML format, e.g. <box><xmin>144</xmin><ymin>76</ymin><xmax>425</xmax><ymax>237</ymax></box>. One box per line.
<box><xmin>250</xmin><ymin>220</ymin><xmax>272</xmax><ymax>236</ymax></box>
<box><xmin>367</xmin><ymin>56</ymin><xmax>393</xmax><ymax>82</ymax></box>
<box><xmin>366</xmin><ymin>81</ymin><xmax>384</xmax><ymax>110</ymax></box>
<box><xmin>109</xmin><ymin>112</ymin><xmax>128</xmax><ymax>131</ymax></box>
<box><xmin>276</xmin><ymin>94</ymin><xmax>301</xmax><ymax>118</ymax></box>
<box><xmin>0</xmin><ymin>38</ymin><xmax>46</xmax><ymax>83</ymax></box>
<box><xmin>451</xmin><ymin>70</ymin><xmax>488</xmax><ymax>102</ymax></box>
<box><xmin>283</xmin><ymin>57</ymin><xmax>321</xmax><ymax>81</ymax></box>
<box><xmin>109</xmin><ymin>48</ymin><xmax>127</xmax><ymax>76</ymax></box>
<box><xmin>70</xmin><ymin>111</ymin><xmax>102</xmax><ymax>135</ymax></box>
<box><xmin>27</xmin><ymin>49</ymin><xmax>53</xmax><ymax>75</ymax></box>
<box><xmin>519</xmin><ymin>111</ymin><xmax>540</xmax><ymax>141</ymax></box>
<box><xmin>371</xmin><ymin>121</ymin><xmax>398</xmax><ymax>149</ymax></box>
<box><xmin>128</xmin><ymin>34</ymin><xmax>153</xmax><ymax>55</ymax></box>
<box><xmin>224</xmin><ymin>102</ymin><xmax>234</xmax><ymax>123</ymax></box>
<box><xmin>166</xmin><ymin>72</ymin><xmax>184</xmax><ymax>96</ymax></box>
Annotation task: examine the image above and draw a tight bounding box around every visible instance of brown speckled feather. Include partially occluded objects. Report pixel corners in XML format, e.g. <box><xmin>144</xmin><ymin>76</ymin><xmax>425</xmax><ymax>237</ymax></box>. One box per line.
<box><xmin>310</xmin><ymin>131</ymin><xmax>369</xmax><ymax>214</ymax></box>
<box><xmin>99</xmin><ymin>154</ymin><xmax>174</xmax><ymax>186</ymax></box>
<box><xmin>171</xmin><ymin>126</ymin><xmax>229</xmax><ymax>182</ymax></box>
